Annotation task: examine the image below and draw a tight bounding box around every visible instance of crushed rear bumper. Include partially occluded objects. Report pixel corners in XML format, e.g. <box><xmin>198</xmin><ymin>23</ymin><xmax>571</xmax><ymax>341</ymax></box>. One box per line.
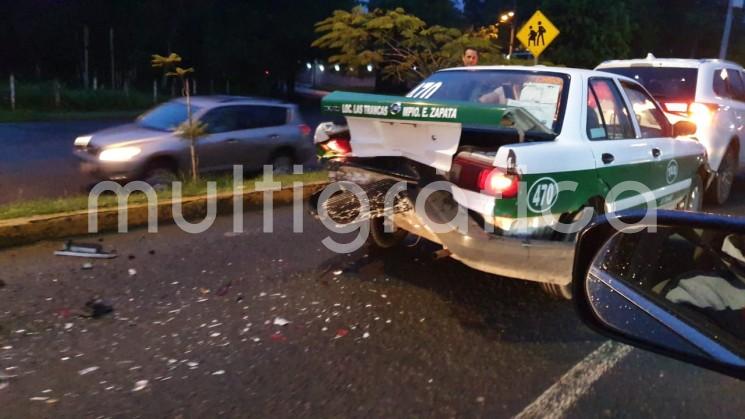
<box><xmin>310</xmin><ymin>161</ymin><xmax>575</xmax><ymax>285</ymax></box>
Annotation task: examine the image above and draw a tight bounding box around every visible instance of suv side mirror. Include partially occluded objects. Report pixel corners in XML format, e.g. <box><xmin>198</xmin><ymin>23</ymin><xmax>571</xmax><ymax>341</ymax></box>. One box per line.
<box><xmin>673</xmin><ymin>120</ymin><xmax>697</xmax><ymax>137</ymax></box>
<box><xmin>574</xmin><ymin>210</ymin><xmax>745</xmax><ymax>381</ymax></box>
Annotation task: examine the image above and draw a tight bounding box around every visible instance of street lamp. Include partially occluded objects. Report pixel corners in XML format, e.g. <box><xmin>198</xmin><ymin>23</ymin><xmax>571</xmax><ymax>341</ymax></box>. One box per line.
<box><xmin>500</xmin><ymin>11</ymin><xmax>516</xmax><ymax>60</ymax></box>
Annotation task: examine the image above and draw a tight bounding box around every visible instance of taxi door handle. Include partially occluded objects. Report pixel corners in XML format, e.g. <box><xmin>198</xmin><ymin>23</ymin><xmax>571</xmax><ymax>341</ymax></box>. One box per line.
<box><xmin>651</xmin><ymin>148</ymin><xmax>661</xmax><ymax>158</ymax></box>
<box><xmin>602</xmin><ymin>153</ymin><xmax>615</xmax><ymax>164</ymax></box>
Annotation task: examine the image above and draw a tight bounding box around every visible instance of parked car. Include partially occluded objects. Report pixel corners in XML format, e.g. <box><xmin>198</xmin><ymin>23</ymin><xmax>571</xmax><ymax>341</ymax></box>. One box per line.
<box><xmin>596</xmin><ymin>56</ymin><xmax>745</xmax><ymax>205</ymax></box>
<box><xmin>574</xmin><ymin>210</ymin><xmax>745</xmax><ymax>381</ymax></box>
<box><xmin>74</xmin><ymin>96</ymin><xmax>314</xmax><ymax>185</ymax></box>
<box><xmin>311</xmin><ymin>65</ymin><xmax>708</xmax><ymax>299</ymax></box>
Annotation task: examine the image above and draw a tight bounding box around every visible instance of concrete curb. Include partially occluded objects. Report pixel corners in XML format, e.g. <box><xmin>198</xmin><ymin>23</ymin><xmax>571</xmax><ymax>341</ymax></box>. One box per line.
<box><xmin>0</xmin><ymin>181</ymin><xmax>329</xmax><ymax>249</ymax></box>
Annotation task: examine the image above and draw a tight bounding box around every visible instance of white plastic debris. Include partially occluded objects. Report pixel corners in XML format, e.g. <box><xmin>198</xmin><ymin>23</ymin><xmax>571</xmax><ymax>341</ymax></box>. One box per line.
<box><xmin>29</xmin><ymin>397</ymin><xmax>49</xmax><ymax>402</ymax></box>
<box><xmin>78</xmin><ymin>366</ymin><xmax>99</xmax><ymax>375</ymax></box>
<box><xmin>82</xmin><ymin>263</ymin><xmax>93</xmax><ymax>270</ymax></box>
<box><xmin>212</xmin><ymin>370</ymin><xmax>225</xmax><ymax>376</ymax></box>
<box><xmin>64</xmin><ymin>323</ymin><xmax>73</xmax><ymax>330</ymax></box>
<box><xmin>128</xmin><ymin>268</ymin><xmax>137</xmax><ymax>276</ymax></box>
<box><xmin>187</xmin><ymin>362</ymin><xmax>199</xmax><ymax>368</ymax></box>
<box><xmin>333</xmin><ymin>270</ymin><xmax>343</xmax><ymax>276</ymax></box>
<box><xmin>132</xmin><ymin>380</ymin><xmax>149</xmax><ymax>392</ymax></box>
<box><xmin>273</xmin><ymin>317</ymin><xmax>291</xmax><ymax>326</ymax></box>
<box><xmin>210</xmin><ymin>332</ymin><xmax>221</xmax><ymax>338</ymax></box>
<box><xmin>363</xmin><ymin>332</ymin><xmax>370</xmax><ymax>339</ymax></box>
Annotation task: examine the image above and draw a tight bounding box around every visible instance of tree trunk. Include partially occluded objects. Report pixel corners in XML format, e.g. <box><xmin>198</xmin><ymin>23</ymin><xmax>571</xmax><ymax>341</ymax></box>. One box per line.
<box><xmin>185</xmin><ymin>78</ymin><xmax>199</xmax><ymax>181</ymax></box>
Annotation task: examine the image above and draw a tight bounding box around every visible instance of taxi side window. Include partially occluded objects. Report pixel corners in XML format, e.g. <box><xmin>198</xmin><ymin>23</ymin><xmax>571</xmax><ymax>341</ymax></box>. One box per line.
<box><xmin>621</xmin><ymin>82</ymin><xmax>672</xmax><ymax>138</ymax></box>
<box><xmin>586</xmin><ymin>78</ymin><xmax>635</xmax><ymax>140</ymax></box>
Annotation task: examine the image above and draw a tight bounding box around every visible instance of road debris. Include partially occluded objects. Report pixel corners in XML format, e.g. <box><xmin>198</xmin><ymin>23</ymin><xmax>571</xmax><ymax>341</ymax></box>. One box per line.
<box><xmin>82</xmin><ymin>263</ymin><xmax>93</xmax><ymax>270</ymax></box>
<box><xmin>216</xmin><ymin>280</ymin><xmax>232</xmax><ymax>296</ymax></box>
<box><xmin>334</xmin><ymin>328</ymin><xmax>349</xmax><ymax>339</ymax></box>
<box><xmin>212</xmin><ymin>370</ymin><xmax>225</xmax><ymax>376</ymax></box>
<box><xmin>333</xmin><ymin>270</ymin><xmax>343</xmax><ymax>276</ymax></box>
<box><xmin>83</xmin><ymin>299</ymin><xmax>114</xmax><ymax>319</ymax></box>
<box><xmin>128</xmin><ymin>268</ymin><xmax>137</xmax><ymax>276</ymax></box>
<box><xmin>78</xmin><ymin>366</ymin><xmax>99</xmax><ymax>376</ymax></box>
<box><xmin>270</xmin><ymin>331</ymin><xmax>287</xmax><ymax>342</ymax></box>
<box><xmin>132</xmin><ymin>380</ymin><xmax>149</xmax><ymax>392</ymax></box>
<box><xmin>0</xmin><ymin>279</ymin><xmax>5</xmax><ymax>288</ymax></box>
<box><xmin>55</xmin><ymin>241</ymin><xmax>117</xmax><ymax>259</ymax></box>
<box><xmin>362</xmin><ymin>332</ymin><xmax>370</xmax><ymax>339</ymax></box>
<box><xmin>272</xmin><ymin>317</ymin><xmax>291</xmax><ymax>327</ymax></box>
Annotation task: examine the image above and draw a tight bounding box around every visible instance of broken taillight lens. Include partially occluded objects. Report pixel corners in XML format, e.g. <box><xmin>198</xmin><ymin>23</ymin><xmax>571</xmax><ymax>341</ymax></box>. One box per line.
<box><xmin>325</xmin><ymin>138</ymin><xmax>352</xmax><ymax>155</ymax></box>
<box><xmin>452</xmin><ymin>155</ymin><xmax>519</xmax><ymax>198</ymax></box>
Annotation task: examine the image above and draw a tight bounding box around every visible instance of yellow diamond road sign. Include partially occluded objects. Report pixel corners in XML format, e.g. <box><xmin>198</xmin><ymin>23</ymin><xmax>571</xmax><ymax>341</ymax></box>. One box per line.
<box><xmin>516</xmin><ymin>10</ymin><xmax>559</xmax><ymax>58</ymax></box>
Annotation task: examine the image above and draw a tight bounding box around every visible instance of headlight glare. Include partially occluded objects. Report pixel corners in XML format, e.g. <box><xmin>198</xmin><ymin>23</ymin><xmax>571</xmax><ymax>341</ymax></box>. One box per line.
<box><xmin>99</xmin><ymin>146</ymin><xmax>142</xmax><ymax>162</ymax></box>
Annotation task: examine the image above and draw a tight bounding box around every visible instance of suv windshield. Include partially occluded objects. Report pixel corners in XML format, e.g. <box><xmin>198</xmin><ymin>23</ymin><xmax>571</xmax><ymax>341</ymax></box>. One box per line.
<box><xmin>138</xmin><ymin>102</ymin><xmax>200</xmax><ymax>131</ymax></box>
<box><xmin>405</xmin><ymin>70</ymin><xmax>569</xmax><ymax>133</ymax></box>
<box><xmin>599</xmin><ymin>67</ymin><xmax>698</xmax><ymax>104</ymax></box>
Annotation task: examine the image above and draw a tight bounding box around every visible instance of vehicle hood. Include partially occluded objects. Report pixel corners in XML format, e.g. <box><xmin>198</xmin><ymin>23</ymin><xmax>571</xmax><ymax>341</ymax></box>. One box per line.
<box><xmin>321</xmin><ymin>91</ymin><xmax>552</xmax><ymax>171</ymax></box>
<box><xmin>87</xmin><ymin>123</ymin><xmax>175</xmax><ymax>148</ymax></box>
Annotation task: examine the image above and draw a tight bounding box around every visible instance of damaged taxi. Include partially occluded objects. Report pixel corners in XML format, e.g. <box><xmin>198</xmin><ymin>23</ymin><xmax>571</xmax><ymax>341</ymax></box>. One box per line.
<box><xmin>311</xmin><ymin>66</ymin><xmax>708</xmax><ymax>299</ymax></box>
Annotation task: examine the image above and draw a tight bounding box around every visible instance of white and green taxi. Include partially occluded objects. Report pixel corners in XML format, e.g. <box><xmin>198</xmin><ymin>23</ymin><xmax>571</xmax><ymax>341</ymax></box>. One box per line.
<box><xmin>313</xmin><ymin>66</ymin><xmax>709</xmax><ymax>299</ymax></box>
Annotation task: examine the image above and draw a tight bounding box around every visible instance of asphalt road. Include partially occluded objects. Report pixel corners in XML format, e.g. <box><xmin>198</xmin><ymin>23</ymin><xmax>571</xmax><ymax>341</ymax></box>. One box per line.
<box><xmin>1</xmin><ymin>206</ymin><xmax>744</xmax><ymax>418</ymax></box>
<box><xmin>0</xmin><ymin>102</ymin><xmax>326</xmax><ymax>206</ymax></box>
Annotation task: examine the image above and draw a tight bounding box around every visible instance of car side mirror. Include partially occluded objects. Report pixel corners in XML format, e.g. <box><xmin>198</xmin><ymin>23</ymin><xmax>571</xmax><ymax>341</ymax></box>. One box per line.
<box><xmin>673</xmin><ymin>120</ymin><xmax>697</xmax><ymax>137</ymax></box>
<box><xmin>573</xmin><ymin>210</ymin><xmax>745</xmax><ymax>380</ymax></box>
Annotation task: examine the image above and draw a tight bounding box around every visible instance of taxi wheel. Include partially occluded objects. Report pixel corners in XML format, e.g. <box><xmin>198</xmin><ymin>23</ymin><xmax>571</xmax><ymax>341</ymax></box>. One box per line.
<box><xmin>542</xmin><ymin>206</ymin><xmax>599</xmax><ymax>300</ymax></box>
<box><xmin>708</xmin><ymin>148</ymin><xmax>737</xmax><ymax>205</ymax></box>
<box><xmin>367</xmin><ymin>216</ymin><xmax>408</xmax><ymax>249</ymax></box>
<box><xmin>684</xmin><ymin>174</ymin><xmax>704</xmax><ymax>212</ymax></box>
<box><xmin>540</xmin><ymin>282</ymin><xmax>573</xmax><ymax>300</ymax></box>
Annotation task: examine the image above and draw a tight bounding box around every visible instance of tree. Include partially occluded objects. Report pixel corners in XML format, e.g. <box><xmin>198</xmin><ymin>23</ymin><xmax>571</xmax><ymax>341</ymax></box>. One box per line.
<box><xmin>368</xmin><ymin>0</ymin><xmax>463</xmax><ymax>27</ymax></box>
<box><xmin>538</xmin><ymin>0</ymin><xmax>633</xmax><ymax>68</ymax></box>
<box><xmin>312</xmin><ymin>7</ymin><xmax>503</xmax><ymax>85</ymax></box>
<box><xmin>151</xmin><ymin>52</ymin><xmax>206</xmax><ymax>182</ymax></box>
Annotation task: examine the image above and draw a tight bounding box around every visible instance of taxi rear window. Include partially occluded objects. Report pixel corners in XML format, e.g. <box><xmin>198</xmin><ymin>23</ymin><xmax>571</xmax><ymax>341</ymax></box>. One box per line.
<box><xmin>406</xmin><ymin>70</ymin><xmax>569</xmax><ymax>134</ymax></box>
<box><xmin>598</xmin><ymin>67</ymin><xmax>698</xmax><ymax>102</ymax></box>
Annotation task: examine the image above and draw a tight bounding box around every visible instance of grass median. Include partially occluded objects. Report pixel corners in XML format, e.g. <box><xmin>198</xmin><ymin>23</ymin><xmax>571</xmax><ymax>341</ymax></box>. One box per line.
<box><xmin>0</xmin><ymin>171</ymin><xmax>329</xmax><ymax>221</ymax></box>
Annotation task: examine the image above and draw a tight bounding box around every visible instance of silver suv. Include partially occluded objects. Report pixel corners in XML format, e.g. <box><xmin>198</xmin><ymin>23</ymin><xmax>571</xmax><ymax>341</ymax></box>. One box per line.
<box><xmin>74</xmin><ymin>96</ymin><xmax>314</xmax><ymax>183</ymax></box>
<box><xmin>596</xmin><ymin>57</ymin><xmax>745</xmax><ymax>205</ymax></box>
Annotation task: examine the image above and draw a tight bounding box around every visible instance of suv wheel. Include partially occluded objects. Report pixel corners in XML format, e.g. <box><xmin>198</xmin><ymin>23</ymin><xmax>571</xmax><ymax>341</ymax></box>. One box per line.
<box><xmin>144</xmin><ymin>166</ymin><xmax>178</xmax><ymax>191</ymax></box>
<box><xmin>708</xmin><ymin>147</ymin><xmax>737</xmax><ymax>205</ymax></box>
<box><xmin>271</xmin><ymin>154</ymin><xmax>293</xmax><ymax>175</ymax></box>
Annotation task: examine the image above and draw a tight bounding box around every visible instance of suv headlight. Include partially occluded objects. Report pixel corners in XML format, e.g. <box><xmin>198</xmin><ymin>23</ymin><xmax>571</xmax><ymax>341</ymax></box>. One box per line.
<box><xmin>99</xmin><ymin>146</ymin><xmax>142</xmax><ymax>162</ymax></box>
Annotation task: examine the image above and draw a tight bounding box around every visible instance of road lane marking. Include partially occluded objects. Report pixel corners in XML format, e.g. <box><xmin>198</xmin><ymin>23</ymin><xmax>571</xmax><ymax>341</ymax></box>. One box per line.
<box><xmin>513</xmin><ymin>341</ymin><xmax>633</xmax><ymax>419</ymax></box>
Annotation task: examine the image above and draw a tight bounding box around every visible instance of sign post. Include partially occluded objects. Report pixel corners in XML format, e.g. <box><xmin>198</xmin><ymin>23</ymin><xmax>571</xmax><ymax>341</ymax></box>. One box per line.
<box><xmin>515</xmin><ymin>10</ymin><xmax>560</xmax><ymax>64</ymax></box>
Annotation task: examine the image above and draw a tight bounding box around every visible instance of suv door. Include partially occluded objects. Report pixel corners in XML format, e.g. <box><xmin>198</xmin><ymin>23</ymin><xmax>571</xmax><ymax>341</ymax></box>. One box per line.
<box><xmin>619</xmin><ymin>80</ymin><xmax>698</xmax><ymax>209</ymax></box>
<box><xmin>232</xmin><ymin>105</ymin><xmax>291</xmax><ymax>170</ymax></box>
<box><xmin>198</xmin><ymin>106</ymin><xmax>246</xmax><ymax>171</ymax></box>
<box><xmin>584</xmin><ymin>77</ymin><xmax>651</xmax><ymax>212</ymax></box>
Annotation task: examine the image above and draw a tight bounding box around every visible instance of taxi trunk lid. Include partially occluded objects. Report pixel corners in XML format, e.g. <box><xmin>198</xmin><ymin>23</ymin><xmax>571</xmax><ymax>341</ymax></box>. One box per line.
<box><xmin>321</xmin><ymin>91</ymin><xmax>551</xmax><ymax>172</ymax></box>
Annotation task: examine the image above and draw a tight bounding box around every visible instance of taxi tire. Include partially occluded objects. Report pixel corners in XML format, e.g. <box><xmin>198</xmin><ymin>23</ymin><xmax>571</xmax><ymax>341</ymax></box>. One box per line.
<box><xmin>707</xmin><ymin>147</ymin><xmax>737</xmax><ymax>206</ymax></box>
<box><xmin>542</xmin><ymin>206</ymin><xmax>599</xmax><ymax>300</ymax></box>
<box><xmin>367</xmin><ymin>216</ymin><xmax>408</xmax><ymax>249</ymax></box>
<box><xmin>684</xmin><ymin>174</ymin><xmax>704</xmax><ymax>212</ymax></box>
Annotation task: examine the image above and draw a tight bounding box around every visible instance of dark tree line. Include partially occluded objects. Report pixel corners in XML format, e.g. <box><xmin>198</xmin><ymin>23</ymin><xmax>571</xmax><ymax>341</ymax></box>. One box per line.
<box><xmin>0</xmin><ymin>0</ymin><xmax>742</xmax><ymax>95</ymax></box>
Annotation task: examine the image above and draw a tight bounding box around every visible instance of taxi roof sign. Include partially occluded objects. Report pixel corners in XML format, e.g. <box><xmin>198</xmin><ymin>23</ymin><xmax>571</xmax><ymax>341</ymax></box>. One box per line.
<box><xmin>516</xmin><ymin>10</ymin><xmax>559</xmax><ymax>59</ymax></box>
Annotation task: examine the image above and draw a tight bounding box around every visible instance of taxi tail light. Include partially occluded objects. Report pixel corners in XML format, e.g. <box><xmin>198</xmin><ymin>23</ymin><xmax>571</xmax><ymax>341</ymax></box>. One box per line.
<box><xmin>324</xmin><ymin>138</ymin><xmax>352</xmax><ymax>155</ymax></box>
<box><xmin>452</xmin><ymin>155</ymin><xmax>519</xmax><ymax>198</ymax></box>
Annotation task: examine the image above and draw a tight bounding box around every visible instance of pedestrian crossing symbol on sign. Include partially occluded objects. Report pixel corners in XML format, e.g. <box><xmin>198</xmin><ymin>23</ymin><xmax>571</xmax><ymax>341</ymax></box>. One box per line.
<box><xmin>516</xmin><ymin>10</ymin><xmax>559</xmax><ymax>58</ymax></box>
